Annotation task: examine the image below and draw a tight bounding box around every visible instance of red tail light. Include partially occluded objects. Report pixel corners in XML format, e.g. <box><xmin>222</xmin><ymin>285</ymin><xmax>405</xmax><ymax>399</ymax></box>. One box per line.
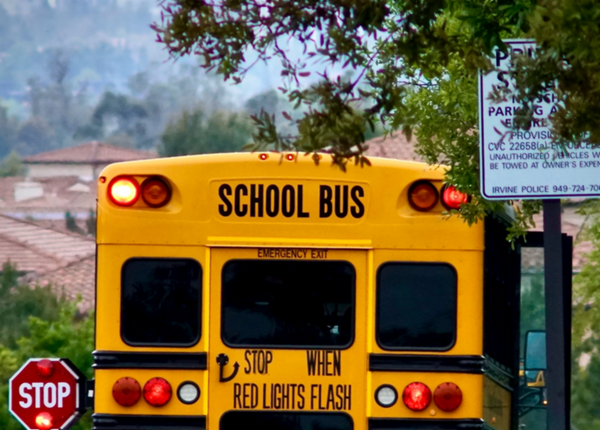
<box><xmin>113</xmin><ymin>377</ymin><xmax>142</xmax><ymax>406</ymax></box>
<box><xmin>109</xmin><ymin>177</ymin><xmax>140</xmax><ymax>206</ymax></box>
<box><xmin>402</xmin><ymin>382</ymin><xmax>432</xmax><ymax>411</ymax></box>
<box><xmin>144</xmin><ymin>377</ymin><xmax>172</xmax><ymax>406</ymax></box>
<box><xmin>433</xmin><ymin>382</ymin><xmax>463</xmax><ymax>411</ymax></box>
<box><xmin>35</xmin><ymin>412</ymin><xmax>53</xmax><ymax>430</ymax></box>
<box><xmin>441</xmin><ymin>185</ymin><xmax>469</xmax><ymax>210</ymax></box>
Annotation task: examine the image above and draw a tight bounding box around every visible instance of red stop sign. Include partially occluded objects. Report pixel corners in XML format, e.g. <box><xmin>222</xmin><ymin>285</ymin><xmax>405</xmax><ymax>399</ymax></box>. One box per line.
<box><xmin>9</xmin><ymin>358</ymin><xmax>86</xmax><ymax>430</ymax></box>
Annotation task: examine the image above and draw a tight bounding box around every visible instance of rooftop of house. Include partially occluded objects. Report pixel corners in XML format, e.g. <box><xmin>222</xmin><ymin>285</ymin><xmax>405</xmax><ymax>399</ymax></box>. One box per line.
<box><xmin>365</xmin><ymin>132</ymin><xmax>425</xmax><ymax>162</ymax></box>
<box><xmin>23</xmin><ymin>141</ymin><xmax>156</xmax><ymax>165</ymax></box>
<box><xmin>0</xmin><ymin>214</ymin><xmax>95</xmax><ymax>274</ymax></box>
<box><xmin>33</xmin><ymin>255</ymin><xmax>96</xmax><ymax>312</ymax></box>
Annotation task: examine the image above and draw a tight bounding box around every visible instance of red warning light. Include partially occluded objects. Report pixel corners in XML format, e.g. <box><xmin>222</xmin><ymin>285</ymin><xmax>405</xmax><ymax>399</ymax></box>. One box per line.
<box><xmin>402</xmin><ymin>382</ymin><xmax>432</xmax><ymax>411</ymax></box>
<box><xmin>143</xmin><ymin>378</ymin><xmax>172</xmax><ymax>407</ymax></box>
<box><xmin>36</xmin><ymin>359</ymin><xmax>54</xmax><ymax>378</ymax></box>
<box><xmin>35</xmin><ymin>412</ymin><xmax>53</xmax><ymax>430</ymax></box>
<box><xmin>286</xmin><ymin>154</ymin><xmax>295</xmax><ymax>161</ymax></box>
<box><xmin>108</xmin><ymin>177</ymin><xmax>140</xmax><ymax>206</ymax></box>
<box><xmin>259</xmin><ymin>153</ymin><xmax>269</xmax><ymax>160</ymax></box>
<box><xmin>442</xmin><ymin>185</ymin><xmax>469</xmax><ymax>210</ymax></box>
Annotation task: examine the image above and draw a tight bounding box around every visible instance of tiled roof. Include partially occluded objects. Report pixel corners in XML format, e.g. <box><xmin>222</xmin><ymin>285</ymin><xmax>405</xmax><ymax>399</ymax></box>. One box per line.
<box><xmin>0</xmin><ymin>215</ymin><xmax>95</xmax><ymax>274</ymax></box>
<box><xmin>24</xmin><ymin>141</ymin><xmax>156</xmax><ymax>164</ymax></box>
<box><xmin>34</xmin><ymin>255</ymin><xmax>96</xmax><ymax>312</ymax></box>
<box><xmin>365</xmin><ymin>132</ymin><xmax>424</xmax><ymax>162</ymax></box>
<box><xmin>0</xmin><ymin>233</ymin><xmax>59</xmax><ymax>273</ymax></box>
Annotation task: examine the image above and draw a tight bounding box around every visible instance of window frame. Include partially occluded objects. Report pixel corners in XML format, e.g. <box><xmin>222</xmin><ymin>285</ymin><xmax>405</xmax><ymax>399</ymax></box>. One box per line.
<box><xmin>375</xmin><ymin>261</ymin><xmax>458</xmax><ymax>352</ymax></box>
<box><xmin>120</xmin><ymin>257</ymin><xmax>202</xmax><ymax>348</ymax></box>
<box><xmin>220</xmin><ymin>259</ymin><xmax>357</xmax><ymax>350</ymax></box>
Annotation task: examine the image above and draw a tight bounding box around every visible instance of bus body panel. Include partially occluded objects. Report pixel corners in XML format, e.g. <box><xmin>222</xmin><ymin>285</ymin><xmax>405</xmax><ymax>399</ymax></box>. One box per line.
<box><xmin>96</xmin><ymin>154</ymin><xmax>482</xmax><ymax>251</ymax></box>
<box><xmin>96</xmin><ymin>244</ymin><xmax>208</xmax><ymax>352</ymax></box>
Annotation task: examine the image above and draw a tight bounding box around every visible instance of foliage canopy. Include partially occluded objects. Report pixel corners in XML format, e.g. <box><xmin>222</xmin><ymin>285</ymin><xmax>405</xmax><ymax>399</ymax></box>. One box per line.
<box><xmin>153</xmin><ymin>0</ymin><xmax>600</xmax><ymax>236</ymax></box>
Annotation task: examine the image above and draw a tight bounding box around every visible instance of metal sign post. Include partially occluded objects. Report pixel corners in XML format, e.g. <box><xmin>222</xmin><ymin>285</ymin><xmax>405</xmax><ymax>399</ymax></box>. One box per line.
<box><xmin>542</xmin><ymin>200</ymin><xmax>567</xmax><ymax>430</ymax></box>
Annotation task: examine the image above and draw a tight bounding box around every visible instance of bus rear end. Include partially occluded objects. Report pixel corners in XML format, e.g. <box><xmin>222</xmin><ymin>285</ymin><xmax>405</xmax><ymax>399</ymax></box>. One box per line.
<box><xmin>92</xmin><ymin>152</ymin><xmax>516</xmax><ymax>430</ymax></box>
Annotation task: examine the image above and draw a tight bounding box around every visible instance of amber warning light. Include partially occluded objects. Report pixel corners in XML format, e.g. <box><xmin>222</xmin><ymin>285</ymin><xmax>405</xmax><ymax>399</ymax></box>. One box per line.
<box><xmin>408</xmin><ymin>181</ymin><xmax>439</xmax><ymax>212</ymax></box>
<box><xmin>141</xmin><ymin>177</ymin><xmax>171</xmax><ymax>208</ymax></box>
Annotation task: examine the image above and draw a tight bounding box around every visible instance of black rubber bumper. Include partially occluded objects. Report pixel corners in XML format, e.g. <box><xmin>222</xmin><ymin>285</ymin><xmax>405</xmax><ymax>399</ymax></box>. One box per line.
<box><xmin>369</xmin><ymin>418</ymin><xmax>488</xmax><ymax>430</ymax></box>
<box><xmin>92</xmin><ymin>414</ymin><xmax>206</xmax><ymax>430</ymax></box>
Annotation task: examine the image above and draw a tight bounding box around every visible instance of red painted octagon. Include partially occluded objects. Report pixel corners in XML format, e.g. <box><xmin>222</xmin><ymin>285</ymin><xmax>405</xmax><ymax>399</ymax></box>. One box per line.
<box><xmin>9</xmin><ymin>358</ymin><xmax>85</xmax><ymax>430</ymax></box>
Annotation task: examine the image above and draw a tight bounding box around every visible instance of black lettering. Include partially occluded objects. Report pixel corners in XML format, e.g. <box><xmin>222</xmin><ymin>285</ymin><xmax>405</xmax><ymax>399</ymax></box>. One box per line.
<box><xmin>326</xmin><ymin>350</ymin><xmax>332</xmax><ymax>376</ymax></box>
<box><xmin>334</xmin><ymin>185</ymin><xmax>349</xmax><ymax>218</ymax></box>
<box><xmin>266</xmin><ymin>351</ymin><xmax>273</xmax><ymax>372</ymax></box>
<box><xmin>258</xmin><ymin>350</ymin><xmax>266</xmax><ymax>373</ymax></box>
<box><xmin>282</xmin><ymin>185</ymin><xmax>296</xmax><ymax>217</ymax></box>
<box><xmin>333</xmin><ymin>351</ymin><xmax>341</xmax><ymax>376</ymax></box>
<box><xmin>336</xmin><ymin>385</ymin><xmax>344</xmax><ymax>410</ymax></box>
<box><xmin>318</xmin><ymin>385</ymin><xmax>326</xmax><ymax>410</ymax></box>
<box><xmin>274</xmin><ymin>384</ymin><xmax>281</xmax><ymax>409</ymax></box>
<box><xmin>281</xmin><ymin>384</ymin><xmax>290</xmax><ymax>409</ymax></box>
<box><xmin>243</xmin><ymin>383</ymin><xmax>250</xmax><ymax>408</ymax></box>
<box><xmin>250</xmin><ymin>184</ymin><xmax>264</xmax><ymax>217</ymax></box>
<box><xmin>319</xmin><ymin>185</ymin><xmax>332</xmax><ymax>218</ymax></box>
<box><xmin>310</xmin><ymin>385</ymin><xmax>318</xmax><ymax>409</ymax></box>
<box><xmin>307</xmin><ymin>351</ymin><xmax>317</xmax><ymax>375</ymax></box>
<box><xmin>318</xmin><ymin>351</ymin><xmax>326</xmax><ymax>376</ymax></box>
<box><xmin>251</xmin><ymin>384</ymin><xmax>258</xmax><ymax>408</ymax></box>
<box><xmin>218</xmin><ymin>184</ymin><xmax>233</xmax><ymax>216</ymax></box>
<box><xmin>234</xmin><ymin>383</ymin><xmax>241</xmax><ymax>408</ymax></box>
<box><xmin>345</xmin><ymin>385</ymin><xmax>351</xmax><ymax>410</ymax></box>
<box><xmin>234</xmin><ymin>184</ymin><xmax>248</xmax><ymax>216</ymax></box>
<box><xmin>244</xmin><ymin>350</ymin><xmax>251</xmax><ymax>374</ymax></box>
<box><xmin>263</xmin><ymin>384</ymin><xmax>270</xmax><ymax>409</ymax></box>
<box><xmin>252</xmin><ymin>350</ymin><xmax>258</xmax><ymax>373</ymax></box>
<box><xmin>350</xmin><ymin>186</ymin><xmax>365</xmax><ymax>218</ymax></box>
<box><xmin>297</xmin><ymin>185</ymin><xmax>309</xmax><ymax>218</ymax></box>
<box><xmin>326</xmin><ymin>385</ymin><xmax>335</xmax><ymax>410</ymax></box>
<box><xmin>298</xmin><ymin>385</ymin><xmax>305</xmax><ymax>409</ymax></box>
<box><xmin>266</xmin><ymin>185</ymin><xmax>279</xmax><ymax>217</ymax></box>
<box><xmin>307</xmin><ymin>350</ymin><xmax>340</xmax><ymax>375</ymax></box>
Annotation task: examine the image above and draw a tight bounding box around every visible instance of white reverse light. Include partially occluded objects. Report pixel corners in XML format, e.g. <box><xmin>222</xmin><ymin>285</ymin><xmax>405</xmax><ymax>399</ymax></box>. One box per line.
<box><xmin>375</xmin><ymin>385</ymin><xmax>398</xmax><ymax>408</ymax></box>
<box><xmin>177</xmin><ymin>382</ymin><xmax>200</xmax><ymax>404</ymax></box>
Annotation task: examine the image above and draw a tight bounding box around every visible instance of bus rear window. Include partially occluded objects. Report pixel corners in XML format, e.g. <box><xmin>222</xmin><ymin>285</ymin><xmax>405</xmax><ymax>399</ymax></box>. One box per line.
<box><xmin>121</xmin><ymin>258</ymin><xmax>201</xmax><ymax>346</ymax></box>
<box><xmin>376</xmin><ymin>263</ymin><xmax>457</xmax><ymax>350</ymax></box>
<box><xmin>221</xmin><ymin>411</ymin><xmax>353</xmax><ymax>430</ymax></box>
<box><xmin>222</xmin><ymin>260</ymin><xmax>355</xmax><ymax>348</ymax></box>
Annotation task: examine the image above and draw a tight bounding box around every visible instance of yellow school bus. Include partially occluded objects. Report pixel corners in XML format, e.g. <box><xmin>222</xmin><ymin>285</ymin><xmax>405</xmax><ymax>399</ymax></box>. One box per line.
<box><xmin>92</xmin><ymin>152</ymin><xmax>520</xmax><ymax>430</ymax></box>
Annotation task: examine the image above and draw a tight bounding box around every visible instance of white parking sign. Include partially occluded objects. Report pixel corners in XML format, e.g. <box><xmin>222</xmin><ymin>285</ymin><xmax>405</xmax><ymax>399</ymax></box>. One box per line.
<box><xmin>479</xmin><ymin>40</ymin><xmax>600</xmax><ymax>199</ymax></box>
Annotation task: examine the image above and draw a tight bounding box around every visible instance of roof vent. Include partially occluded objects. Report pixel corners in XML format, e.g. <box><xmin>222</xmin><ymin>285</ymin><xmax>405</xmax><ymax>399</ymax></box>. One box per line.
<box><xmin>14</xmin><ymin>182</ymin><xmax>44</xmax><ymax>202</ymax></box>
